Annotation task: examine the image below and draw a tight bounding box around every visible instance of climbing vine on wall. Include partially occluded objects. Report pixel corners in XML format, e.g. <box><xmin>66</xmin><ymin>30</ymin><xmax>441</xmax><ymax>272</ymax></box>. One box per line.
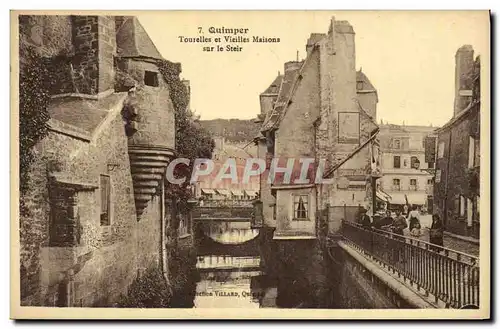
<box><xmin>158</xmin><ymin>60</ymin><xmax>215</xmax><ymax>213</ymax></box>
<box><xmin>19</xmin><ymin>44</ymin><xmax>51</xmax><ymax>214</ymax></box>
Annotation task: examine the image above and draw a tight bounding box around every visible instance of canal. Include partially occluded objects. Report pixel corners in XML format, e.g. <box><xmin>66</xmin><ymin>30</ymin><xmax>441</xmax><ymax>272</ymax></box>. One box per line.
<box><xmin>187</xmin><ymin>226</ymin><xmax>339</xmax><ymax>309</ymax></box>
<box><xmin>194</xmin><ymin>255</ymin><xmax>278</xmax><ymax>308</ymax></box>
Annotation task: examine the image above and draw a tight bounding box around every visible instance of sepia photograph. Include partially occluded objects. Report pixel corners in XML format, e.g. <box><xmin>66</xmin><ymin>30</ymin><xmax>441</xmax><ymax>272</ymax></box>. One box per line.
<box><xmin>10</xmin><ymin>10</ymin><xmax>490</xmax><ymax>319</ymax></box>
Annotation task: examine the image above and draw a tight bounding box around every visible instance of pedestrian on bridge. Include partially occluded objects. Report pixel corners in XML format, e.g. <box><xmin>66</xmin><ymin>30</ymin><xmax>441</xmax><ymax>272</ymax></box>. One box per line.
<box><xmin>429</xmin><ymin>214</ymin><xmax>444</xmax><ymax>251</ymax></box>
<box><xmin>390</xmin><ymin>209</ymin><xmax>407</xmax><ymax>263</ymax></box>
<box><xmin>359</xmin><ymin>208</ymin><xmax>372</xmax><ymax>229</ymax></box>
<box><xmin>391</xmin><ymin>209</ymin><xmax>407</xmax><ymax>237</ymax></box>
<box><xmin>408</xmin><ymin>205</ymin><xmax>421</xmax><ymax>232</ymax></box>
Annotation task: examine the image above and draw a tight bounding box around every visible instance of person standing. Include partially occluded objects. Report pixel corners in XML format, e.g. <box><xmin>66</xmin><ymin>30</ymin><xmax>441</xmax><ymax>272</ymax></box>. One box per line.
<box><xmin>391</xmin><ymin>209</ymin><xmax>407</xmax><ymax>263</ymax></box>
<box><xmin>392</xmin><ymin>209</ymin><xmax>407</xmax><ymax>236</ymax></box>
<box><xmin>403</xmin><ymin>204</ymin><xmax>409</xmax><ymax>217</ymax></box>
<box><xmin>407</xmin><ymin>205</ymin><xmax>421</xmax><ymax>231</ymax></box>
<box><xmin>429</xmin><ymin>214</ymin><xmax>444</xmax><ymax>251</ymax></box>
<box><xmin>382</xmin><ymin>210</ymin><xmax>394</xmax><ymax>228</ymax></box>
<box><xmin>359</xmin><ymin>208</ymin><xmax>372</xmax><ymax>229</ymax></box>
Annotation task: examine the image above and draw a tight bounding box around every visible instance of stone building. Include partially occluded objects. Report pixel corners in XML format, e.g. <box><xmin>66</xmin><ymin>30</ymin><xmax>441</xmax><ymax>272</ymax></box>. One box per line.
<box><xmin>429</xmin><ymin>45</ymin><xmax>481</xmax><ymax>239</ymax></box>
<box><xmin>19</xmin><ymin>15</ymin><xmax>182</xmax><ymax>306</ymax></box>
<box><xmin>377</xmin><ymin>123</ymin><xmax>437</xmax><ymax>213</ymax></box>
<box><xmin>255</xmin><ymin>17</ymin><xmax>381</xmax><ymax>239</ymax></box>
<box><xmin>194</xmin><ymin>136</ymin><xmax>259</xmax><ymax>202</ymax></box>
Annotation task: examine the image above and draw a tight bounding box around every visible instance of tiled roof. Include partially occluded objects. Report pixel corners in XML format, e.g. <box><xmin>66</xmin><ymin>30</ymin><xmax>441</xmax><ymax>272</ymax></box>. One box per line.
<box><xmin>261</xmin><ymin>62</ymin><xmax>303</xmax><ymax>132</ymax></box>
<box><xmin>435</xmin><ymin>100</ymin><xmax>479</xmax><ymax>133</ymax></box>
<box><xmin>115</xmin><ymin>16</ymin><xmax>164</xmax><ymax>60</ymax></box>
<box><xmin>261</xmin><ymin>75</ymin><xmax>283</xmax><ymax>95</ymax></box>
<box><xmin>49</xmin><ymin>93</ymin><xmax>126</xmax><ymax>135</ymax></box>
<box><xmin>356</xmin><ymin>70</ymin><xmax>376</xmax><ymax>91</ymax></box>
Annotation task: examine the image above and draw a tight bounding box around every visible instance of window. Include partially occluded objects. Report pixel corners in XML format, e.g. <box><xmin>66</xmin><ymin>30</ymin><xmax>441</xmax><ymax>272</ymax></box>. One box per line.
<box><xmin>427</xmin><ymin>179</ymin><xmax>433</xmax><ymax>185</ymax></box>
<box><xmin>356</xmin><ymin>81</ymin><xmax>364</xmax><ymax>90</ymax></box>
<box><xmin>411</xmin><ymin>156</ymin><xmax>420</xmax><ymax>169</ymax></box>
<box><xmin>467</xmin><ymin>198</ymin><xmax>473</xmax><ymax>227</ymax></box>
<box><xmin>468</xmin><ymin>136</ymin><xmax>475</xmax><ymax>168</ymax></box>
<box><xmin>100</xmin><ymin>174</ymin><xmax>111</xmax><ymax>226</ymax></box>
<box><xmin>474</xmin><ymin>138</ymin><xmax>480</xmax><ymax>168</ymax></box>
<box><xmin>293</xmin><ymin>195</ymin><xmax>309</xmax><ymax>220</ymax></box>
<box><xmin>393</xmin><ymin>139</ymin><xmax>401</xmax><ymax>149</ymax></box>
<box><xmin>410</xmin><ymin>179</ymin><xmax>417</xmax><ymax>191</ymax></box>
<box><xmin>393</xmin><ymin>156</ymin><xmax>401</xmax><ymax>168</ymax></box>
<box><xmin>438</xmin><ymin>142</ymin><xmax>445</xmax><ymax>159</ymax></box>
<box><xmin>144</xmin><ymin>71</ymin><xmax>159</xmax><ymax>87</ymax></box>
<box><xmin>392</xmin><ymin>179</ymin><xmax>401</xmax><ymax>191</ymax></box>
<box><xmin>476</xmin><ymin>195</ymin><xmax>480</xmax><ymax>217</ymax></box>
<box><xmin>428</xmin><ymin>162</ymin><xmax>435</xmax><ymax>169</ymax></box>
<box><xmin>459</xmin><ymin>195</ymin><xmax>466</xmax><ymax>217</ymax></box>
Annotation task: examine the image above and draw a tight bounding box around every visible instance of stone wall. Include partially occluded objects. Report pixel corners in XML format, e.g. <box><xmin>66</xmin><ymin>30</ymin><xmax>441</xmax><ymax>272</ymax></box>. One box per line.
<box><xmin>19</xmin><ymin>15</ymin><xmax>75</xmax><ymax>95</ymax></box>
<box><xmin>19</xmin><ymin>15</ymin><xmax>118</xmax><ymax>96</ymax></box>
<box><xmin>20</xmin><ymin>109</ymin><xmax>163</xmax><ymax>306</ymax></box>
<box><xmin>257</xmin><ymin>139</ymin><xmax>276</xmax><ymax>227</ymax></box>
<box><xmin>274</xmin><ymin>50</ymin><xmax>320</xmax><ymax>158</ymax></box>
<box><xmin>121</xmin><ymin>59</ymin><xmax>176</xmax><ymax>150</ymax></box>
<box><xmin>274</xmin><ymin>239</ymin><xmax>330</xmax><ymax>308</ymax></box>
<box><xmin>435</xmin><ymin>107</ymin><xmax>480</xmax><ymax>237</ymax></box>
<box><xmin>331</xmin><ymin>246</ymin><xmax>403</xmax><ymax>308</ymax></box>
<box><xmin>72</xmin><ymin>16</ymin><xmax>116</xmax><ymax>95</ymax></box>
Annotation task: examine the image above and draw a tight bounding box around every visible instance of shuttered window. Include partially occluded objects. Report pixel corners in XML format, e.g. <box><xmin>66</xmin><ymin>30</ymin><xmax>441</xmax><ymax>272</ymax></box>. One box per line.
<box><xmin>100</xmin><ymin>175</ymin><xmax>111</xmax><ymax>226</ymax></box>
<box><xmin>393</xmin><ymin>156</ymin><xmax>401</xmax><ymax>168</ymax></box>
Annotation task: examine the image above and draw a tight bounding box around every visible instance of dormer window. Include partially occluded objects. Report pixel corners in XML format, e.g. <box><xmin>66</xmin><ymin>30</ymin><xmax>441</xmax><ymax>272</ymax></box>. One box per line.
<box><xmin>144</xmin><ymin>71</ymin><xmax>159</xmax><ymax>87</ymax></box>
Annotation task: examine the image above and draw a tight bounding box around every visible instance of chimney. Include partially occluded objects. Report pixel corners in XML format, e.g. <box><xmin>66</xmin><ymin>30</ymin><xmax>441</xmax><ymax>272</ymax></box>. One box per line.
<box><xmin>71</xmin><ymin>16</ymin><xmax>116</xmax><ymax>95</ymax></box>
<box><xmin>454</xmin><ymin>45</ymin><xmax>474</xmax><ymax>116</ymax></box>
<box><xmin>329</xmin><ymin>19</ymin><xmax>357</xmax><ymax>113</ymax></box>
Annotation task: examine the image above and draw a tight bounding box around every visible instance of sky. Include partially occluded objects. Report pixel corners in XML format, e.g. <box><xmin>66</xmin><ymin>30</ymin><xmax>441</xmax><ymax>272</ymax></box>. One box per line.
<box><xmin>137</xmin><ymin>11</ymin><xmax>489</xmax><ymax>127</ymax></box>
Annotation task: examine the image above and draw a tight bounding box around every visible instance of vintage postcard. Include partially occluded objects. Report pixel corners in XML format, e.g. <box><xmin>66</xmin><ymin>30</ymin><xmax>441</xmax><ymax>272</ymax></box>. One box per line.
<box><xmin>10</xmin><ymin>10</ymin><xmax>490</xmax><ymax>319</ymax></box>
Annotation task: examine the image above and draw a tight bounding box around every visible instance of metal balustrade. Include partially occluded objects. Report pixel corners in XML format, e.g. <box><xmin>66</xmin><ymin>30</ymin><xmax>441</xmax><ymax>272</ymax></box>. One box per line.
<box><xmin>341</xmin><ymin>220</ymin><xmax>480</xmax><ymax>308</ymax></box>
<box><xmin>192</xmin><ymin>200</ymin><xmax>254</xmax><ymax>221</ymax></box>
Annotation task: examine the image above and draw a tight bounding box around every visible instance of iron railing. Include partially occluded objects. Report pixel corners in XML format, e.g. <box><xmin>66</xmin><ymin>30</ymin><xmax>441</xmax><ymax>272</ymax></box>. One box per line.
<box><xmin>192</xmin><ymin>206</ymin><xmax>253</xmax><ymax>220</ymax></box>
<box><xmin>341</xmin><ymin>220</ymin><xmax>480</xmax><ymax>308</ymax></box>
<box><xmin>199</xmin><ymin>199</ymin><xmax>254</xmax><ymax>208</ymax></box>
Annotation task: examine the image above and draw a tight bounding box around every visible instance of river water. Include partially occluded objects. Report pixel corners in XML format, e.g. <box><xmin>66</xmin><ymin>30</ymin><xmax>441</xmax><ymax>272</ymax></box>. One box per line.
<box><xmin>193</xmin><ymin>255</ymin><xmax>278</xmax><ymax>308</ymax></box>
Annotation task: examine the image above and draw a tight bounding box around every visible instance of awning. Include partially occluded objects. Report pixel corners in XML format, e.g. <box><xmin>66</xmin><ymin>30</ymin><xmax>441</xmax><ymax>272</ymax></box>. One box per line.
<box><xmin>201</xmin><ymin>188</ymin><xmax>215</xmax><ymax>195</ymax></box>
<box><xmin>376</xmin><ymin>191</ymin><xmax>390</xmax><ymax>202</ymax></box>
<box><xmin>245</xmin><ymin>190</ymin><xmax>258</xmax><ymax>197</ymax></box>
<box><xmin>406</xmin><ymin>194</ymin><xmax>427</xmax><ymax>205</ymax></box>
<box><xmin>231</xmin><ymin>189</ymin><xmax>244</xmax><ymax>196</ymax></box>
<box><xmin>349</xmin><ymin>181</ymin><xmax>367</xmax><ymax>188</ymax></box>
<box><xmin>216</xmin><ymin>189</ymin><xmax>230</xmax><ymax>196</ymax></box>
<box><xmin>386</xmin><ymin>193</ymin><xmax>407</xmax><ymax>205</ymax></box>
